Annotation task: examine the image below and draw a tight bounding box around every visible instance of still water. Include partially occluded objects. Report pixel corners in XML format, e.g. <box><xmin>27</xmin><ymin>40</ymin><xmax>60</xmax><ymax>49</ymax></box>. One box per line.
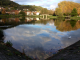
<box><xmin>1</xmin><ymin>17</ymin><xmax>80</xmax><ymax>60</ymax></box>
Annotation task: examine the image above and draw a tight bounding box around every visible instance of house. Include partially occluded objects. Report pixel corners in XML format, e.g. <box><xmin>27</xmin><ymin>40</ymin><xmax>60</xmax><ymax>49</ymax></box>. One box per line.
<box><xmin>0</xmin><ymin>7</ymin><xmax>4</xmax><ymax>11</ymax></box>
<box><xmin>15</xmin><ymin>18</ymin><xmax>20</xmax><ymax>22</ymax></box>
<box><xmin>15</xmin><ymin>10</ymin><xmax>21</xmax><ymax>15</ymax></box>
<box><xmin>0</xmin><ymin>7</ymin><xmax>3</xmax><ymax>10</ymax></box>
<box><xmin>9</xmin><ymin>10</ymin><xmax>15</xmax><ymax>14</ymax></box>
<box><xmin>24</xmin><ymin>11</ymin><xmax>40</xmax><ymax>15</ymax></box>
<box><xmin>6</xmin><ymin>12</ymin><xmax>10</xmax><ymax>14</ymax></box>
<box><xmin>24</xmin><ymin>11</ymin><xmax>33</xmax><ymax>15</ymax></box>
<box><xmin>0</xmin><ymin>19</ymin><xmax>2</xmax><ymax>22</ymax></box>
<box><xmin>27</xmin><ymin>11</ymin><xmax>31</xmax><ymax>15</ymax></box>
<box><xmin>9</xmin><ymin>10</ymin><xmax>21</xmax><ymax>15</ymax></box>
<box><xmin>34</xmin><ymin>11</ymin><xmax>40</xmax><ymax>15</ymax></box>
<box><xmin>0</xmin><ymin>7</ymin><xmax>1</xmax><ymax>11</ymax></box>
<box><xmin>31</xmin><ymin>12</ymin><xmax>34</xmax><ymax>15</ymax></box>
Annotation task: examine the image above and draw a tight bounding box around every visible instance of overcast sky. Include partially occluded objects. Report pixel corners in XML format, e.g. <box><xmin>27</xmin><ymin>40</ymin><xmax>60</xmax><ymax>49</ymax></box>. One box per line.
<box><xmin>11</xmin><ymin>0</ymin><xmax>80</xmax><ymax>9</ymax></box>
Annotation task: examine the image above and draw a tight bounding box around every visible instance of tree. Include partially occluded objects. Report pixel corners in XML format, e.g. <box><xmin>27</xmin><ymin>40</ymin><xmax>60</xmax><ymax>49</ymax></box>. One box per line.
<box><xmin>57</xmin><ymin>1</ymin><xmax>80</xmax><ymax>15</ymax></box>
<box><xmin>40</xmin><ymin>8</ymin><xmax>48</xmax><ymax>14</ymax></box>
<box><xmin>55</xmin><ymin>8</ymin><xmax>62</xmax><ymax>16</ymax></box>
<box><xmin>71</xmin><ymin>8</ymin><xmax>78</xmax><ymax>16</ymax></box>
<box><xmin>1</xmin><ymin>9</ymin><xmax>6</xmax><ymax>14</ymax></box>
<box><xmin>14</xmin><ymin>6</ymin><xmax>18</xmax><ymax>10</ymax></box>
<box><xmin>53</xmin><ymin>12</ymin><xmax>56</xmax><ymax>16</ymax></box>
<box><xmin>58</xmin><ymin>13</ymin><xmax>63</xmax><ymax>18</ymax></box>
<box><xmin>48</xmin><ymin>9</ymin><xmax>54</xmax><ymax>15</ymax></box>
<box><xmin>19</xmin><ymin>11</ymin><xmax>26</xmax><ymax>16</ymax></box>
<box><xmin>77</xmin><ymin>8</ymin><xmax>80</xmax><ymax>16</ymax></box>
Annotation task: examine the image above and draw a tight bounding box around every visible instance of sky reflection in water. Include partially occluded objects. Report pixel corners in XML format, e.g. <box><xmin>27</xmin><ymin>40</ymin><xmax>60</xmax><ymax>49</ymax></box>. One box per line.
<box><xmin>3</xmin><ymin>20</ymin><xmax>80</xmax><ymax>60</ymax></box>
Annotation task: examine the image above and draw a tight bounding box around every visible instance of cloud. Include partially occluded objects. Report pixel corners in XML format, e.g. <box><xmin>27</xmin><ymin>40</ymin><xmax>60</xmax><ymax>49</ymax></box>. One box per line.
<box><xmin>11</xmin><ymin>0</ymin><xmax>80</xmax><ymax>9</ymax></box>
<box><xmin>4</xmin><ymin>20</ymin><xmax>80</xmax><ymax>59</ymax></box>
<box><xmin>10</xmin><ymin>0</ymin><xmax>58</xmax><ymax>9</ymax></box>
<box><xmin>11</xmin><ymin>0</ymin><xmax>43</xmax><ymax>2</ymax></box>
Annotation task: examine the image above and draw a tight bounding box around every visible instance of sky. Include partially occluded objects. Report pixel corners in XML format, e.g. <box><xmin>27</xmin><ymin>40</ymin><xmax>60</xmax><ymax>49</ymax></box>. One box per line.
<box><xmin>11</xmin><ymin>0</ymin><xmax>80</xmax><ymax>9</ymax></box>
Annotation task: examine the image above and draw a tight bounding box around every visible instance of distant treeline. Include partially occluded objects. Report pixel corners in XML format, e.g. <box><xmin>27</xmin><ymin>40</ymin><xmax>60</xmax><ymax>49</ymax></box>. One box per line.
<box><xmin>0</xmin><ymin>0</ymin><xmax>20</xmax><ymax>7</ymax></box>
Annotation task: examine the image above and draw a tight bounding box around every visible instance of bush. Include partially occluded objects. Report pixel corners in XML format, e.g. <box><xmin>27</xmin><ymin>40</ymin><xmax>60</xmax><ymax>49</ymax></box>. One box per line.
<box><xmin>6</xmin><ymin>41</ymin><xmax>13</xmax><ymax>47</ymax></box>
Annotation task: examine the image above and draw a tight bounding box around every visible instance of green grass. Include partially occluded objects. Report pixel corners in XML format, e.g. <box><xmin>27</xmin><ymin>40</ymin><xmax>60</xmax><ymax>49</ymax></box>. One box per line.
<box><xmin>48</xmin><ymin>16</ymin><xmax>57</xmax><ymax>19</ymax></box>
<box><xmin>0</xmin><ymin>14</ymin><xmax>22</xmax><ymax>18</ymax></box>
<box><xmin>70</xmin><ymin>16</ymin><xmax>80</xmax><ymax>20</ymax></box>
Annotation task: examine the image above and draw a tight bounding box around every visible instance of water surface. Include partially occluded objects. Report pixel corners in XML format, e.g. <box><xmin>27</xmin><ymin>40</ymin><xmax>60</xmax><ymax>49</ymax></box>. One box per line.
<box><xmin>1</xmin><ymin>18</ymin><xmax>80</xmax><ymax>60</ymax></box>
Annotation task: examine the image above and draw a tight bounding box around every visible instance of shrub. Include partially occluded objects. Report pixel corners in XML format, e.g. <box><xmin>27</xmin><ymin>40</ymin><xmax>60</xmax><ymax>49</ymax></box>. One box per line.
<box><xmin>6</xmin><ymin>41</ymin><xmax>13</xmax><ymax>47</ymax></box>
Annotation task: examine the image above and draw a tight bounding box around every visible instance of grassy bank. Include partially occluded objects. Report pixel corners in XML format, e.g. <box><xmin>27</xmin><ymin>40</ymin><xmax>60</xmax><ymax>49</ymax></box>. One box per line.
<box><xmin>27</xmin><ymin>15</ymin><xmax>42</xmax><ymax>17</ymax></box>
<box><xmin>48</xmin><ymin>16</ymin><xmax>57</xmax><ymax>19</ymax></box>
<box><xmin>46</xmin><ymin>40</ymin><xmax>80</xmax><ymax>60</ymax></box>
<box><xmin>0</xmin><ymin>42</ymin><xmax>33</xmax><ymax>60</ymax></box>
<box><xmin>0</xmin><ymin>30</ymin><xmax>33</xmax><ymax>60</ymax></box>
<box><xmin>0</xmin><ymin>15</ymin><xmax>22</xmax><ymax>18</ymax></box>
<box><xmin>47</xmin><ymin>16</ymin><xmax>80</xmax><ymax>20</ymax></box>
<box><xmin>0</xmin><ymin>15</ymin><xmax>42</xmax><ymax>18</ymax></box>
<box><xmin>70</xmin><ymin>16</ymin><xmax>80</xmax><ymax>20</ymax></box>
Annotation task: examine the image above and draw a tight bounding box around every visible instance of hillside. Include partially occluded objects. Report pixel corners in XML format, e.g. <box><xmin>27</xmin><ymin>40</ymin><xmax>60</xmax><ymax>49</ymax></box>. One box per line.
<box><xmin>0</xmin><ymin>0</ymin><xmax>44</xmax><ymax>11</ymax></box>
<box><xmin>18</xmin><ymin>5</ymin><xmax>43</xmax><ymax>11</ymax></box>
<box><xmin>0</xmin><ymin>0</ymin><xmax>53</xmax><ymax>14</ymax></box>
<box><xmin>0</xmin><ymin>0</ymin><xmax>20</xmax><ymax>7</ymax></box>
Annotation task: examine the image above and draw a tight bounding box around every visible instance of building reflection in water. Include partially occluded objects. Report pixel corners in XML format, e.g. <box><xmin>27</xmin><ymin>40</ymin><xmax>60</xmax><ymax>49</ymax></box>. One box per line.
<box><xmin>1</xmin><ymin>18</ymin><xmax>80</xmax><ymax>60</ymax></box>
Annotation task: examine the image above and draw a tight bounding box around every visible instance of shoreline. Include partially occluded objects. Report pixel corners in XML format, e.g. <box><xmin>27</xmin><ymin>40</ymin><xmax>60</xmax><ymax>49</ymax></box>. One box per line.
<box><xmin>0</xmin><ymin>42</ymin><xmax>33</xmax><ymax>60</ymax></box>
<box><xmin>1</xmin><ymin>39</ymin><xmax>80</xmax><ymax>60</ymax></box>
<box><xmin>46</xmin><ymin>40</ymin><xmax>80</xmax><ymax>60</ymax></box>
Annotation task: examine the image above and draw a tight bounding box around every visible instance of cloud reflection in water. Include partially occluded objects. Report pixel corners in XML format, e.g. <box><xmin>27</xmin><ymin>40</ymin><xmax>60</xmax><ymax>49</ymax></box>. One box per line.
<box><xmin>3</xmin><ymin>23</ymin><xmax>80</xmax><ymax>60</ymax></box>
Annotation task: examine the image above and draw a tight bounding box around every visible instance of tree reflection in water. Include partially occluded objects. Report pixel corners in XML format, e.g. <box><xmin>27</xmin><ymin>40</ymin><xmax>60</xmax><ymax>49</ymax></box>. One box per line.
<box><xmin>1</xmin><ymin>17</ymin><xmax>80</xmax><ymax>60</ymax></box>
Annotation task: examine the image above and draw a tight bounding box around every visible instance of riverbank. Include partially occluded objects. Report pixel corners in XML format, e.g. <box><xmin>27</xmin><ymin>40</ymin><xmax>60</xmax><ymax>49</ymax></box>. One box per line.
<box><xmin>48</xmin><ymin>16</ymin><xmax>57</xmax><ymax>19</ymax></box>
<box><xmin>70</xmin><ymin>16</ymin><xmax>80</xmax><ymax>20</ymax></box>
<box><xmin>0</xmin><ymin>14</ymin><xmax>41</xmax><ymax>17</ymax></box>
<box><xmin>46</xmin><ymin>40</ymin><xmax>80</xmax><ymax>60</ymax></box>
<box><xmin>0</xmin><ymin>42</ymin><xmax>33</xmax><ymax>60</ymax></box>
<box><xmin>0</xmin><ymin>29</ymin><xmax>33</xmax><ymax>60</ymax></box>
<box><xmin>47</xmin><ymin>16</ymin><xmax>80</xmax><ymax>20</ymax></box>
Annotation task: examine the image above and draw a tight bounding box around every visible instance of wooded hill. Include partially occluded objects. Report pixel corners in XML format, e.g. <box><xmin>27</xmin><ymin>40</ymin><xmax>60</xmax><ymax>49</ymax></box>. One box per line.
<box><xmin>18</xmin><ymin>5</ymin><xmax>43</xmax><ymax>11</ymax></box>
<box><xmin>0</xmin><ymin>0</ymin><xmax>20</xmax><ymax>7</ymax></box>
<box><xmin>0</xmin><ymin>0</ymin><xmax>44</xmax><ymax>11</ymax></box>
